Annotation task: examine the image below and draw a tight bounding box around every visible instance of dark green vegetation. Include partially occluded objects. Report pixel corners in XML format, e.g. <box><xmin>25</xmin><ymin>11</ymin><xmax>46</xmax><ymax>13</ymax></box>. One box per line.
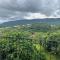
<box><xmin>0</xmin><ymin>23</ymin><xmax>60</xmax><ymax>60</ymax></box>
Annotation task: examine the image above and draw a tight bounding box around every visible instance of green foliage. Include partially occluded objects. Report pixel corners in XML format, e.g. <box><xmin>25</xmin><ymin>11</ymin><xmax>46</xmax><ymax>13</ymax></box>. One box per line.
<box><xmin>0</xmin><ymin>30</ymin><xmax>46</xmax><ymax>60</ymax></box>
<box><xmin>0</xmin><ymin>23</ymin><xmax>60</xmax><ymax>60</ymax></box>
<box><xmin>30</xmin><ymin>23</ymin><xmax>51</xmax><ymax>32</ymax></box>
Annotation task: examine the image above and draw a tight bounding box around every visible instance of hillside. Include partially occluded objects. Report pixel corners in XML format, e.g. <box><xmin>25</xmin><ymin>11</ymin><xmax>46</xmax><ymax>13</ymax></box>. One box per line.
<box><xmin>0</xmin><ymin>24</ymin><xmax>60</xmax><ymax>60</ymax></box>
<box><xmin>0</xmin><ymin>18</ymin><xmax>60</xmax><ymax>27</ymax></box>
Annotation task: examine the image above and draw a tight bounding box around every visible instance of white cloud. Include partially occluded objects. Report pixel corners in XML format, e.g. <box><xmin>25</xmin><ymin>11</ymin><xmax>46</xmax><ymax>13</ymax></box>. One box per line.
<box><xmin>24</xmin><ymin>13</ymin><xmax>48</xmax><ymax>19</ymax></box>
<box><xmin>24</xmin><ymin>11</ymin><xmax>60</xmax><ymax>19</ymax></box>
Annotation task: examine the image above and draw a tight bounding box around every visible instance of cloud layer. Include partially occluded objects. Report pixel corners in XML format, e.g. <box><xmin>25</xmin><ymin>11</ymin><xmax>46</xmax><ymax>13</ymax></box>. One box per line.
<box><xmin>0</xmin><ymin>0</ymin><xmax>60</xmax><ymax>20</ymax></box>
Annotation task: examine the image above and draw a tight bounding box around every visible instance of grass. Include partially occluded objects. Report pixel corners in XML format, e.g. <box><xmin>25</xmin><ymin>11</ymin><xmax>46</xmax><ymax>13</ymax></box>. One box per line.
<box><xmin>34</xmin><ymin>44</ymin><xmax>57</xmax><ymax>60</ymax></box>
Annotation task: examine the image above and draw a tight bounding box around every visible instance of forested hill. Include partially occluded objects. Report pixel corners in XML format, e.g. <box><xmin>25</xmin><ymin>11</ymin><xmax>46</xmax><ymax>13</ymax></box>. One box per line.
<box><xmin>0</xmin><ymin>18</ymin><xmax>60</xmax><ymax>27</ymax></box>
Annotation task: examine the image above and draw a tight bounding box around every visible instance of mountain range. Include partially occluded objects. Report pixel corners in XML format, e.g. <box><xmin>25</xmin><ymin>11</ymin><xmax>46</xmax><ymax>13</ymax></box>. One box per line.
<box><xmin>0</xmin><ymin>18</ymin><xmax>60</xmax><ymax>27</ymax></box>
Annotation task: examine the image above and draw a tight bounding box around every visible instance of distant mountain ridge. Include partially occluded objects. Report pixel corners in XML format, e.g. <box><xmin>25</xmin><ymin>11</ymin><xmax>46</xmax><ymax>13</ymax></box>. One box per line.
<box><xmin>0</xmin><ymin>18</ymin><xmax>60</xmax><ymax>27</ymax></box>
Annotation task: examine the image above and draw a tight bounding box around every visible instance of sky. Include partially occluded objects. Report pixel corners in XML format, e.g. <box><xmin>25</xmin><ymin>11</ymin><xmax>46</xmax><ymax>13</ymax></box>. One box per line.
<box><xmin>0</xmin><ymin>0</ymin><xmax>60</xmax><ymax>21</ymax></box>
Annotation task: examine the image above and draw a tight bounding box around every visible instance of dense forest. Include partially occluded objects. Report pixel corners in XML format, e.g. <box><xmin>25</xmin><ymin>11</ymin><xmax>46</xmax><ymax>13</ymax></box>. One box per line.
<box><xmin>0</xmin><ymin>23</ymin><xmax>60</xmax><ymax>60</ymax></box>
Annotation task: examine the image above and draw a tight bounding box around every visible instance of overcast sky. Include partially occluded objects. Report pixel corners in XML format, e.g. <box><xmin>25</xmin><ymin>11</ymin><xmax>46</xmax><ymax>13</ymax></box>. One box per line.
<box><xmin>0</xmin><ymin>0</ymin><xmax>60</xmax><ymax>21</ymax></box>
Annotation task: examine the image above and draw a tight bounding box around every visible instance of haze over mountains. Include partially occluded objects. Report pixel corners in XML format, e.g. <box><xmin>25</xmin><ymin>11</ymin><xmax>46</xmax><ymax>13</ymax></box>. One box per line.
<box><xmin>0</xmin><ymin>18</ymin><xmax>60</xmax><ymax>27</ymax></box>
<box><xmin>0</xmin><ymin>0</ymin><xmax>60</xmax><ymax>25</ymax></box>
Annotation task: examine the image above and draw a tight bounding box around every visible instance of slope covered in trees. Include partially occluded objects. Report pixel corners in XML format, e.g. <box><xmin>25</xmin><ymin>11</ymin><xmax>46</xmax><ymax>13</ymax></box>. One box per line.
<box><xmin>0</xmin><ymin>23</ymin><xmax>60</xmax><ymax>60</ymax></box>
